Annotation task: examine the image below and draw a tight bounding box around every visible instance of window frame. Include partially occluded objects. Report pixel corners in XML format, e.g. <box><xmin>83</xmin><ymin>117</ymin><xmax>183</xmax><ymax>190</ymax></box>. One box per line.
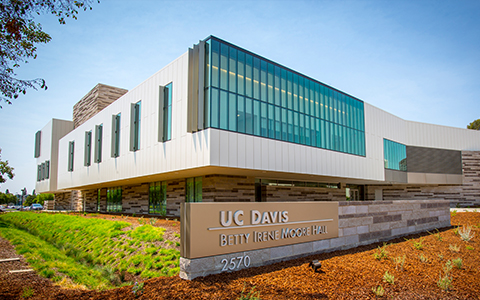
<box><xmin>130</xmin><ymin>101</ymin><xmax>141</xmax><ymax>151</ymax></box>
<box><xmin>94</xmin><ymin>124</ymin><xmax>103</xmax><ymax>163</ymax></box>
<box><xmin>111</xmin><ymin>113</ymin><xmax>121</xmax><ymax>158</ymax></box>
<box><xmin>34</xmin><ymin>130</ymin><xmax>41</xmax><ymax>158</ymax></box>
<box><xmin>68</xmin><ymin>141</ymin><xmax>75</xmax><ymax>172</ymax></box>
<box><xmin>84</xmin><ymin>130</ymin><xmax>92</xmax><ymax>166</ymax></box>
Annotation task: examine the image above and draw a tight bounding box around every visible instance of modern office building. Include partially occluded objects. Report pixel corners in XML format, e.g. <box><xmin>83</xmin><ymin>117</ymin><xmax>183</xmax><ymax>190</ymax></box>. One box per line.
<box><xmin>35</xmin><ymin>36</ymin><xmax>480</xmax><ymax>215</ymax></box>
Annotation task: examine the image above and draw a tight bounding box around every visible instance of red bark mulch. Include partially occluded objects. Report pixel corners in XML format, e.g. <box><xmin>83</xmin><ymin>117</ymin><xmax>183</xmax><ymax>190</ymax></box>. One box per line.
<box><xmin>1</xmin><ymin>212</ymin><xmax>479</xmax><ymax>299</ymax></box>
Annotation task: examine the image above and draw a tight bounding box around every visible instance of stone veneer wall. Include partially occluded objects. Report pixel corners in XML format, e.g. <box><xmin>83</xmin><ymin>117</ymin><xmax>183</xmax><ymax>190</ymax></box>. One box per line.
<box><xmin>53</xmin><ymin>191</ymin><xmax>73</xmax><ymax>210</ymax></box>
<box><xmin>366</xmin><ymin>151</ymin><xmax>480</xmax><ymax>207</ymax></box>
<box><xmin>82</xmin><ymin>180</ymin><xmax>185</xmax><ymax>217</ymax></box>
<box><xmin>44</xmin><ymin>200</ymin><xmax>54</xmax><ymax>210</ymax></box>
<box><xmin>265</xmin><ymin>185</ymin><xmax>346</xmax><ymax>202</ymax></box>
<box><xmin>73</xmin><ymin>83</ymin><xmax>128</xmax><ymax>128</ymax></box>
<box><xmin>180</xmin><ymin>200</ymin><xmax>451</xmax><ymax>280</ymax></box>
<box><xmin>203</xmin><ymin>175</ymin><xmax>255</xmax><ymax>202</ymax></box>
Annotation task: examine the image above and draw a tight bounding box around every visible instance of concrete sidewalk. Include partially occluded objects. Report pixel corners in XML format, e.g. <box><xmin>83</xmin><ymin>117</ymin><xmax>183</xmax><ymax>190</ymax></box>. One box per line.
<box><xmin>450</xmin><ymin>208</ymin><xmax>480</xmax><ymax>212</ymax></box>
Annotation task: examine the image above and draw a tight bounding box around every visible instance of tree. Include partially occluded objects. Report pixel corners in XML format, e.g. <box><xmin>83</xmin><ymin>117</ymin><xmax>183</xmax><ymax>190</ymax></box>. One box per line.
<box><xmin>0</xmin><ymin>0</ymin><xmax>98</xmax><ymax>107</ymax></box>
<box><xmin>24</xmin><ymin>193</ymin><xmax>36</xmax><ymax>206</ymax></box>
<box><xmin>0</xmin><ymin>191</ymin><xmax>17</xmax><ymax>204</ymax></box>
<box><xmin>0</xmin><ymin>148</ymin><xmax>14</xmax><ymax>185</ymax></box>
<box><xmin>467</xmin><ymin>119</ymin><xmax>480</xmax><ymax>130</ymax></box>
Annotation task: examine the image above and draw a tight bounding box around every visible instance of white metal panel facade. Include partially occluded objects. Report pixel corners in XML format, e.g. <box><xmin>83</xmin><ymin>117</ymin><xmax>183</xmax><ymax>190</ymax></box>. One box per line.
<box><xmin>51</xmin><ymin>49</ymin><xmax>480</xmax><ymax>191</ymax></box>
<box><xmin>35</xmin><ymin>119</ymin><xmax>74</xmax><ymax>193</ymax></box>
<box><xmin>57</xmin><ymin>52</ymin><xmax>211</xmax><ymax>190</ymax></box>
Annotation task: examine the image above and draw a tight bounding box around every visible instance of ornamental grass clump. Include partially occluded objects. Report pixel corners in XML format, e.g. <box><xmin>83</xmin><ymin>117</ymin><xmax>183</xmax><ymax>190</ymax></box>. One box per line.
<box><xmin>449</xmin><ymin>244</ymin><xmax>460</xmax><ymax>253</ymax></box>
<box><xmin>393</xmin><ymin>255</ymin><xmax>406</xmax><ymax>271</ymax></box>
<box><xmin>373</xmin><ymin>243</ymin><xmax>389</xmax><ymax>260</ymax></box>
<box><xmin>412</xmin><ymin>238</ymin><xmax>425</xmax><ymax>250</ymax></box>
<box><xmin>452</xmin><ymin>258</ymin><xmax>463</xmax><ymax>269</ymax></box>
<box><xmin>437</xmin><ymin>260</ymin><xmax>453</xmax><ymax>291</ymax></box>
<box><xmin>419</xmin><ymin>254</ymin><xmax>429</xmax><ymax>263</ymax></box>
<box><xmin>458</xmin><ymin>225</ymin><xmax>475</xmax><ymax>242</ymax></box>
<box><xmin>238</xmin><ymin>284</ymin><xmax>261</xmax><ymax>300</ymax></box>
<box><xmin>371</xmin><ymin>285</ymin><xmax>385</xmax><ymax>297</ymax></box>
<box><xmin>383</xmin><ymin>271</ymin><xmax>394</xmax><ymax>285</ymax></box>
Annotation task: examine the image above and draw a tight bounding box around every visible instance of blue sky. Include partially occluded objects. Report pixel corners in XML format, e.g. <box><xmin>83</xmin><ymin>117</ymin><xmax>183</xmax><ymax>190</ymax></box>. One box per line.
<box><xmin>1</xmin><ymin>0</ymin><xmax>479</xmax><ymax>194</ymax></box>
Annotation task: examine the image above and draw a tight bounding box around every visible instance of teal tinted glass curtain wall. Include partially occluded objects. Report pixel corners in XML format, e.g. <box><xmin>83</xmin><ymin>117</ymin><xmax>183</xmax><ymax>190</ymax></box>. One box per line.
<box><xmin>203</xmin><ymin>37</ymin><xmax>366</xmax><ymax>156</ymax></box>
<box><xmin>383</xmin><ymin>139</ymin><xmax>407</xmax><ymax>171</ymax></box>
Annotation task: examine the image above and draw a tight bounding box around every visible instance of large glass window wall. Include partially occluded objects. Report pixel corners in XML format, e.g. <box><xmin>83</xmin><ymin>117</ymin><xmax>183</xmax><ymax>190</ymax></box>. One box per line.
<box><xmin>383</xmin><ymin>139</ymin><xmax>407</xmax><ymax>171</ymax></box>
<box><xmin>203</xmin><ymin>37</ymin><xmax>366</xmax><ymax>156</ymax></box>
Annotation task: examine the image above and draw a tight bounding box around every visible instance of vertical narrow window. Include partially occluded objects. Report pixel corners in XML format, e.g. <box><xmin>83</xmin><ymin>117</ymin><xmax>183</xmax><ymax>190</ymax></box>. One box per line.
<box><xmin>45</xmin><ymin>161</ymin><xmax>50</xmax><ymax>179</ymax></box>
<box><xmin>130</xmin><ymin>101</ymin><xmax>141</xmax><ymax>151</ymax></box>
<box><xmin>41</xmin><ymin>162</ymin><xmax>45</xmax><ymax>180</ymax></box>
<box><xmin>68</xmin><ymin>141</ymin><xmax>74</xmax><ymax>172</ymax></box>
<box><xmin>94</xmin><ymin>124</ymin><xmax>103</xmax><ymax>163</ymax></box>
<box><xmin>34</xmin><ymin>130</ymin><xmax>41</xmax><ymax>158</ymax></box>
<box><xmin>163</xmin><ymin>83</ymin><xmax>173</xmax><ymax>141</ymax></box>
<box><xmin>106</xmin><ymin>187</ymin><xmax>122</xmax><ymax>212</ymax></box>
<box><xmin>185</xmin><ymin>177</ymin><xmax>202</xmax><ymax>202</ymax></box>
<box><xmin>111</xmin><ymin>113</ymin><xmax>121</xmax><ymax>157</ymax></box>
<box><xmin>84</xmin><ymin>130</ymin><xmax>92</xmax><ymax>166</ymax></box>
<box><xmin>149</xmin><ymin>181</ymin><xmax>167</xmax><ymax>216</ymax></box>
<box><xmin>37</xmin><ymin>165</ymin><xmax>41</xmax><ymax>181</ymax></box>
<box><xmin>97</xmin><ymin>189</ymin><xmax>101</xmax><ymax>212</ymax></box>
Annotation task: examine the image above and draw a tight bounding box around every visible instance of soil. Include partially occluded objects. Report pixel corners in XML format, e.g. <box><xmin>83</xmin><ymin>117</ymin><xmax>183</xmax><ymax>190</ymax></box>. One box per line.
<box><xmin>1</xmin><ymin>212</ymin><xmax>479</xmax><ymax>299</ymax></box>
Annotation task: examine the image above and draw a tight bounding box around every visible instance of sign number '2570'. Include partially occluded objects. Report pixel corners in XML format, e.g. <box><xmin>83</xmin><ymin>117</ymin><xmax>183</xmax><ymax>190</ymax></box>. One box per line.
<box><xmin>221</xmin><ymin>254</ymin><xmax>251</xmax><ymax>271</ymax></box>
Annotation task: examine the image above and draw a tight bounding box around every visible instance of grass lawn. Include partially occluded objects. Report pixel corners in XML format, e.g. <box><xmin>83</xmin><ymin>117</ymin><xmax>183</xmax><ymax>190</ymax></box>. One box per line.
<box><xmin>0</xmin><ymin>212</ymin><xmax>180</xmax><ymax>290</ymax></box>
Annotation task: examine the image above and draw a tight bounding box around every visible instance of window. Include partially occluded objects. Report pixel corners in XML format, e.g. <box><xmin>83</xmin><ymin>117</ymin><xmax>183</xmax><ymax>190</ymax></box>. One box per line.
<box><xmin>45</xmin><ymin>161</ymin><xmax>50</xmax><ymax>179</ymax></box>
<box><xmin>97</xmin><ymin>189</ymin><xmax>101</xmax><ymax>212</ymax></box>
<box><xmin>37</xmin><ymin>165</ymin><xmax>41</xmax><ymax>181</ymax></box>
<box><xmin>185</xmin><ymin>177</ymin><xmax>202</xmax><ymax>202</ymax></box>
<box><xmin>41</xmin><ymin>162</ymin><xmax>45</xmax><ymax>180</ymax></box>
<box><xmin>383</xmin><ymin>139</ymin><xmax>407</xmax><ymax>171</ymax></box>
<box><xmin>204</xmin><ymin>37</ymin><xmax>366</xmax><ymax>156</ymax></box>
<box><xmin>162</xmin><ymin>83</ymin><xmax>172</xmax><ymax>141</ymax></box>
<box><xmin>149</xmin><ymin>181</ymin><xmax>167</xmax><ymax>215</ymax></box>
<box><xmin>111</xmin><ymin>113</ymin><xmax>121</xmax><ymax>157</ymax></box>
<box><xmin>94</xmin><ymin>124</ymin><xmax>103</xmax><ymax>163</ymax></box>
<box><xmin>84</xmin><ymin>130</ymin><xmax>92</xmax><ymax>166</ymax></box>
<box><xmin>34</xmin><ymin>130</ymin><xmax>41</xmax><ymax>158</ymax></box>
<box><xmin>130</xmin><ymin>101</ymin><xmax>141</xmax><ymax>151</ymax></box>
<box><xmin>68</xmin><ymin>141</ymin><xmax>75</xmax><ymax>172</ymax></box>
<box><xmin>106</xmin><ymin>187</ymin><xmax>122</xmax><ymax>212</ymax></box>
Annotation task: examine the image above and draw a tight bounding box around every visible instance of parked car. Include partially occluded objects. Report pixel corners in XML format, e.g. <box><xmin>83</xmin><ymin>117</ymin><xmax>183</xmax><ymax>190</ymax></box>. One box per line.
<box><xmin>30</xmin><ymin>204</ymin><xmax>44</xmax><ymax>210</ymax></box>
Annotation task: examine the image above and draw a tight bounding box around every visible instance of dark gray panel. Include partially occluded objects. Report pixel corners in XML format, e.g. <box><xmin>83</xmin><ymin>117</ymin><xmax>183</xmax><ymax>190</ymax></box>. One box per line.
<box><xmin>407</xmin><ymin>146</ymin><xmax>462</xmax><ymax>174</ymax></box>
<box><xmin>385</xmin><ymin>169</ymin><xmax>408</xmax><ymax>183</ymax></box>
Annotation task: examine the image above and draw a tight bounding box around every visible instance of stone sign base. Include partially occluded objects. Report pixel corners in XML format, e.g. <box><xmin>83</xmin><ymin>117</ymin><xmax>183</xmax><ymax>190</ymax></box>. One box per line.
<box><xmin>180</xmin><ymin>200</ymin><xmax>450</xmax><ymax>280</ymax></box>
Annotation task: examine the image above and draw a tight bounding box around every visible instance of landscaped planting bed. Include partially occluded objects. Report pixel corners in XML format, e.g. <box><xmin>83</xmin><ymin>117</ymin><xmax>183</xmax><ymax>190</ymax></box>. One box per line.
<box><xmin>0</xmin><ymin>212</ymin><xmax>180</xmax><ymax>290</ymax></box>
<box><xmin>0</xmin><ymin>211</ymin><xmax>479</xmax><ymax>299</ymax></box>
